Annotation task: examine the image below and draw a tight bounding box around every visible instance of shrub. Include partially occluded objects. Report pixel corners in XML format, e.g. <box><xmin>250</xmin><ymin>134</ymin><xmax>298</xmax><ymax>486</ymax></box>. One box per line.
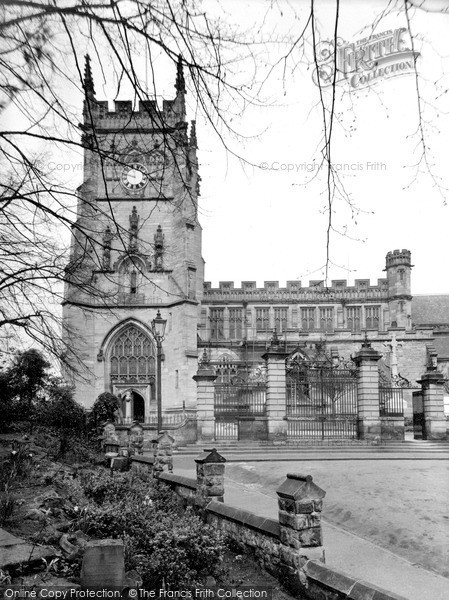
<box><xmin>76</xmin><ymin>470</ymin><xmax>225</xmax><ymax>589</ymax></box>
<box><xmin>91</xmin><ymin>392</ymin><xmax>120</xmax><ymax>425</ymax></box>
<box><xmin>126</xmin><ymin>508</ymin><xmax>225</xmax><ymax>589</ymax></box>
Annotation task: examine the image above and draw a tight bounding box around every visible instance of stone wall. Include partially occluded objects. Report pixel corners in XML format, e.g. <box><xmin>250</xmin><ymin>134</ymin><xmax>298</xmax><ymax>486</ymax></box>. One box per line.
<box><xmin>156</xmin><ymin>453</ymin><xmax>407</xmax><ymax>600</ymax></box>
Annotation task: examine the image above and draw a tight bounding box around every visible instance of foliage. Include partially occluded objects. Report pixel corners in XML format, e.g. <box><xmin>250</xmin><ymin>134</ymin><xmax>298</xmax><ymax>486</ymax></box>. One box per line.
<box><xmin>9</xmin><ymin>349</ymin><xmax>50</xmax><ymax>405</ymax></box>
<box><xmin>0</xmin><ymin>487</ymin><xmax>17</xmax><ymax>525</ymax></box>
<box><xmin>0</xmin><ymin>443</ymin><xmax>34</xmax><ymax>524</ymax></box>
<box><xmin>41</xmin><ymin>382</ymin><xmax>85</xmax><ymax>433</ymax></box>
<box><xmin>0</xmin><ymin>349</ymin><xmax>50</xmax><ymax>429</ymax></box>
<box><xmin>91</xmin><ymin>392</ymin><xmax>120</xmax><ymax>426</ymax></box>
<box><xmin>34</xmin><ymin>381</ymin><xmax>88</xmax><ymax>459</ymax></box>
<box><xmin>76</xmin><ymin>470</ymin><xmax>225</xmax><ymax>589</ymax></box>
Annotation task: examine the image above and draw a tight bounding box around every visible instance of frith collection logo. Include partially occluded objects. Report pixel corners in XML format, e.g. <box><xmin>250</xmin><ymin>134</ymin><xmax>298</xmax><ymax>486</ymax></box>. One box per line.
<box><xmin>313</xmin><ymin>27</ymin><xmax>420</xmax><ymax>89</ymax></box>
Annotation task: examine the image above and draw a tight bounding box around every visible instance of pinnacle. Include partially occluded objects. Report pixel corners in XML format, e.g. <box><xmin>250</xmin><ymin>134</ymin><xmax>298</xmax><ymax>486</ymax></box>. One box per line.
<box><xmin>175</xmin><ymin>55</ymin><xmax>186</xmax><ymax>94</ymax></box>
<box><xmin>83</xmin><ymin>54</ymin><xmax>95</xmax><ymax>98</ymax></box>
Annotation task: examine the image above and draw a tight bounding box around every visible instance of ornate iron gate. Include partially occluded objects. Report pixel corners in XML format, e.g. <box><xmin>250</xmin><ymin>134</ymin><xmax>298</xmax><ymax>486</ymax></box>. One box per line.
<box><xmin>286</xmin><ymin>351</ymin><xmax>358</xmax><ymax>439</ymax></box>
<box><xmin>212</xmin><ymin>357</ymin><xmax>267</xmax><ymax>441</ymax></box>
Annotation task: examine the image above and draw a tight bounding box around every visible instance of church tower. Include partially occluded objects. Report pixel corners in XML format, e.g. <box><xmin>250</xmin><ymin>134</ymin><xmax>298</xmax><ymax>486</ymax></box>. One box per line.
<box><xmin>63</xmin><ymin>56</ymin><xmax>203</xmax><ymax>422</ymax></box>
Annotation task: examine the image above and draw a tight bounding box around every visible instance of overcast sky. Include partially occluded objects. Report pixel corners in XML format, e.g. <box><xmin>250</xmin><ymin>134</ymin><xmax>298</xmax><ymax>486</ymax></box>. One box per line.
<box><xmin>41</xmin><ymin>0</ymin><xmax>449</xmax><ymax>295</ymax></box>
<box><xmin>194</xmin><ymin>0</ymin><xmax>449</xmax><ymax>294</ymax></box>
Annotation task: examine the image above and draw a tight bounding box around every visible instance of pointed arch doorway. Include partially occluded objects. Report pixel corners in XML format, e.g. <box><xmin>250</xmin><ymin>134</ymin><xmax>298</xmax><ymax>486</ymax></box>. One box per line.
<box><xmin>106</xmin><ymin>323</ymin><xmax>156</xmax><ymax>424</ymax></box>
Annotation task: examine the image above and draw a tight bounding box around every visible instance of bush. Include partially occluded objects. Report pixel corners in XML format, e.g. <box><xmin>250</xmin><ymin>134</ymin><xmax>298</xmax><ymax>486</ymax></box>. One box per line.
<box><xmin>91</xmin><ymin>392</ymin><xmax>120</xmax><ymax>425</ymax></box>
<box><xmin>34</xmin><ymin>383</ymin><xmax>88</xmax><ymax>459</ymax></box>
<box><xmin>76</xmin><ymin>470</ymin><xmax>225</xmax><ymax>589</ymax></box>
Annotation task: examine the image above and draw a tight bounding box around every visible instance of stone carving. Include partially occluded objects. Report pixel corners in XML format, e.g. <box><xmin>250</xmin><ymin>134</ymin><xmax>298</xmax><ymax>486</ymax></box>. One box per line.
<box><xmin>383</xmin><ymin>332</ymin><xmax>402</xmax><ymax>378</ymax></box>
<box><xmin>154</xmin><ymin>225</ymin><xmax>164</xmax><ymax>270</ymax></box>
<box><xmin>129</xmin><ymin>206</ymin><xmax>139</xmax><ymax>252</ymax></box>
<box><xmin>102</xmin><ymin>226</ymin><xmax>113</xmax><ymax>270</ymax></box>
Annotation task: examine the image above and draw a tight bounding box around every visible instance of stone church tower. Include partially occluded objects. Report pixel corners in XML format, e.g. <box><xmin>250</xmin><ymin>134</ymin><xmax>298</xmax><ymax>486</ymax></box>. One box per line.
<box><xmin>63</xmin><ymin>56</ymin><xmax>203</xmax><ymax>421</ymax></box>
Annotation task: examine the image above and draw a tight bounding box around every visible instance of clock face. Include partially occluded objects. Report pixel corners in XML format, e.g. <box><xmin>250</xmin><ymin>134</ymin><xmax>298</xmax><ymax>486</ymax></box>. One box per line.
<box><xmin>121</xmin><ymin>163</ymin><xmax>148</xmax><ymax>191</ymax></box>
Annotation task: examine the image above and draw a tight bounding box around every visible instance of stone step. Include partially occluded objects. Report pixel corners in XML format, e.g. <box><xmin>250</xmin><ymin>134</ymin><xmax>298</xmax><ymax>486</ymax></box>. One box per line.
<box><xmin>174</xmin><ymin>440</ymin><xmax>449</xmax><ymax>455</ymax></box>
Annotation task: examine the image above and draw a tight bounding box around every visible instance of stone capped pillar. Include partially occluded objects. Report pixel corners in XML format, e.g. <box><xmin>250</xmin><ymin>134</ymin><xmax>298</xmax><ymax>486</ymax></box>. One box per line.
<box><xmin>262</xmin><ymin>342</ymin><xmax>289</xmax><ymax>441</ymax></box>
<box><xmin>276</xmin><ymin>473</ymin><xmax>326</xmax><ymax>566</ymax></box>
<box><xmin>353</xmin><ymin>343</ymin><xmax>382</xmax><ymax>441</ymax></box>
<box><xmin>193</xmin><ymin>357</ymin><xmax>217</xmax><ymax>441</ymax></box>
<box><xmin>418</xmin><ymin>372</ymin><xmax>447</xmax><ymax>440</ymax></box>
<box><xmin>195</xmin><ymin>448</ymin><xmax>226</xmax><ymax>506</ymax></box>
<box><xmin>153</xmin><ymin>431</ymin><xmax>174</xmax><ymax>476</ymax></box>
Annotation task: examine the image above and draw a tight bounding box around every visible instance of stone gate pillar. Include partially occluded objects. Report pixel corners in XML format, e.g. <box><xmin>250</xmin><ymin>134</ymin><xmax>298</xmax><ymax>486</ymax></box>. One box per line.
<box><xmin>193</xmin><ymin>353</ymin><xmax>217</xmax><ymax>442</ymax></box>
<box><xmin>418</xmin><ymin>371</ymin><xmax>447</xmax><ymax>440</ymax></box>
<box><xmin>262</xmin><ymin>338</ymin><xmax>289</xmax><ymax>441</ymax></box>
<box><xmin>276</xmin><ymin>473</ymin><xmax>326</xmax><ymax>570</ymax></box>
<box><xmin>353</xmin><ymin>341</ymin><xmax>382</xmax><ymax>441</ymax></box>
<box><xmin>195</xmin><ymin>448</ymin><xmax>226</xmax><ymax>506</ymax></box>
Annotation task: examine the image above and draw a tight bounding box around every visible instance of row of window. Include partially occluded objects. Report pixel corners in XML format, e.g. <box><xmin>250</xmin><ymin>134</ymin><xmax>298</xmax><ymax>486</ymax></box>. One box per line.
<box><xmin>207</xmin><ymin>305</ymin><xmax>381</xmax><ymax>340</ymax></box>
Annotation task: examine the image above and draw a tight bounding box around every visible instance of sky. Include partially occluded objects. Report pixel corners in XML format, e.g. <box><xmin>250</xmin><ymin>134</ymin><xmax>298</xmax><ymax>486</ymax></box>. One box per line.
<box><xmin>13</xmin><ymin>0</ymin><xmax>448</xmax><ymax>296</ymax></box>
<box><xmin>193</xmin><ymin>0</ymin><xmax>449</xmax><ymax>294</ymax></box>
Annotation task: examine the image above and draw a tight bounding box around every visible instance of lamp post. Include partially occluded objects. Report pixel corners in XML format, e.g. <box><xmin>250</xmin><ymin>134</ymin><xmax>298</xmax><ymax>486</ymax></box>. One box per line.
<box><xmin>152</xmin><ymin>310</ymin><xmax>167</xmax><ymax>433</ymax></box>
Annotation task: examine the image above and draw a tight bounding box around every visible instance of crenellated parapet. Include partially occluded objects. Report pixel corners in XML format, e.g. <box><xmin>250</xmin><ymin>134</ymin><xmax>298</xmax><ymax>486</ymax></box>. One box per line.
<box><xmin>203</xmin><ymin>279</ymin><xmax>389</xmax><ymax>303</ymax></box>
<box><xmin>83</xmin><ymin>98</ymin><xmax>186</xmax><ymax>130</ymax></box>
<box><xmin>385</xmin><ymin>249</ymin><xmax>412</xmax><ymax>269</ymax></box>
<box><xmin>82</xmin><ymin>54</ymin><xmax>187</xmax><ymax>131</ymax></box>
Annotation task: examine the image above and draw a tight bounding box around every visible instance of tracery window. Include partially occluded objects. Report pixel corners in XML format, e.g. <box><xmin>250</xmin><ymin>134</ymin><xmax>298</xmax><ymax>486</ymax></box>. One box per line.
<box><xmin>110</xmin><ymin>326</ymin><xmax>155</xmax><ymax>383</ymax></box>
<box><xmin>210</xmin><ymin>308</ymin><xmax>225</xmax><ymax>340</ymax></box>
<box><xmin>229</xmin><ymin>308</ymin><xmax>243</xmax><ymax>339</ymax></box>
<box><xmin>347</xmin><ymin>307</ymin><xmax>361</xmax><ymax>332</ymax></box>
<box><xmin>256</xmin><ymin>308</ymin><xmax>269</xmax><ymax>332</ymax></box>
<box><xmin>301</xmin><ymin>307</ymin><xmax>315</xmax><ymax>331</ymax></box>
<box><xmin>274</xmin><ymin>307</ymin><xmax>288</xmax><ymax>333</ymax></box>
<box><xmin>365</xmin><ymin>306</ymin><xmax>380</xmax><ymax>329</ymax></box>
<box><xmin>319</xmin><ymin>307</ymin><xmax>334</xmax><ymax>333</ymax></box>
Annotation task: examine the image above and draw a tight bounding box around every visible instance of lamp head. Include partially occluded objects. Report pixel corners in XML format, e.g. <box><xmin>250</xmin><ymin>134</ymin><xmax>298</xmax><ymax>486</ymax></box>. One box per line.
<box><xmin>152</xmin><ymin>310</ymin><xmax>167</xmax><ymax>340</ymax></box>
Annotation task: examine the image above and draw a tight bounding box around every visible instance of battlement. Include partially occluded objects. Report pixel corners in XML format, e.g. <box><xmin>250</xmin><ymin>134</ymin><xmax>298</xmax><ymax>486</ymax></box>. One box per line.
<box><xmin>82</xmin><ymin>54</ymin><xmax>187</xmax><ymax>129</ymax></box>
<box><xmin>88</xmin><ymin>98</ymin><xmax>179</xmax><ymax>119</ymax></box>
<box><xmin>203</xmin><ymin>278</ymin><xmax>389</xmax><ymax>303</ymax></box>
<box><xmin>385</xmin><ymin>249</ymin><xmax>412</xmax><ymax>268</ymax></box>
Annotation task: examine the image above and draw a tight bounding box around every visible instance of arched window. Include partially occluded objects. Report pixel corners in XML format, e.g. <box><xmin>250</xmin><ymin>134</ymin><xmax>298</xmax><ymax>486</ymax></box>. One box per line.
<box><xmin>118</xmin><ymin>256</ymin><xmax>147</xmax><ymax>298</ymax></box>
<box><xmin>110</xmin><ymin>325</ymin><xmax>155</xmax><ymax>383</ymax></box>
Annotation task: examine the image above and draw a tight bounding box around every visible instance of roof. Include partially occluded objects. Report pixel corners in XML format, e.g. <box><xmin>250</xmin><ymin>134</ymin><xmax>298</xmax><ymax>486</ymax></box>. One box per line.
<box><xmin>412</xmin><ymin>295</ymin><xmax>449</xmax><ymax>325</ymax></box>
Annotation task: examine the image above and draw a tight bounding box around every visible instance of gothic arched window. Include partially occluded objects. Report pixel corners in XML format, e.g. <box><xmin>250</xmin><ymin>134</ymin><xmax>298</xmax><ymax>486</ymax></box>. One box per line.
<box><xmin>110</xmin><ymin>325</ymin><xmax>155</xmax><ymax>383</ymax></box>
<box><xmin>118</xmin><ymin>256</ymin><xmax>146</xmax><ymax>297</ymax></box>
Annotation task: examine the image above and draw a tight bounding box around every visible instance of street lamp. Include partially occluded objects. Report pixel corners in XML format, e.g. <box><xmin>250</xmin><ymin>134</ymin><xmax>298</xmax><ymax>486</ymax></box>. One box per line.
<box><xmin>152</xmin><ymin>310</ymin><xmax>167</xmax><ymax>433</ymax></box>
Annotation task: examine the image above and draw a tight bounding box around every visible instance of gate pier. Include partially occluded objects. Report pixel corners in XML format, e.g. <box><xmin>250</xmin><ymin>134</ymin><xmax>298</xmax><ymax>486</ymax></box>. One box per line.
<box><xmin>262</xmin><ymin>345</ymin><xmax>290</xmax><ymax>441</ymax></box>
<box><xmin>193</xmin><ymin>360</ymin><xmax>217</xmax><ymax>441</ymax></box>
<box><xmin>353</xmin><ymin>343</ymin><xmax>382</xmax><ymax>441</ymax></box>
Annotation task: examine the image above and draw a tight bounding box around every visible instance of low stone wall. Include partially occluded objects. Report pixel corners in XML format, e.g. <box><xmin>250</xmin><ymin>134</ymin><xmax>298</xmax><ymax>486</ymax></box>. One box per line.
<box><xmin>159</xmin><ymin>472</ymin><xmax>197</xmax><ymax>505</ymax></box>
<box><xmin>206</xmin><ymin>501</ymin><xmax>281</xmax><ymax>574</ymax></box>
<box><xmin>157</xmin><ymin>461</ymin><xmax>408</xmax><ymax>600</ymax></box>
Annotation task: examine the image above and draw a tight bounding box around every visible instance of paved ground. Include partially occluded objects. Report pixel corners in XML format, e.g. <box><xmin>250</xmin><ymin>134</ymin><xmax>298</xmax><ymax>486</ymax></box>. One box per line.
<box><xmin>173</xmin><ymin>450</ymin><xmax>449</xmax><ymax>600</ymax></box>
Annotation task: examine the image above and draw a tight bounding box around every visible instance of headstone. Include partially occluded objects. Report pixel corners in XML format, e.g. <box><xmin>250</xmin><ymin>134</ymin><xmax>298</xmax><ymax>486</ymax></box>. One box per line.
<box><xmin>80</xmin><ymin>539</ymin><xmax>125</xmax><ymax>587</ymax></box>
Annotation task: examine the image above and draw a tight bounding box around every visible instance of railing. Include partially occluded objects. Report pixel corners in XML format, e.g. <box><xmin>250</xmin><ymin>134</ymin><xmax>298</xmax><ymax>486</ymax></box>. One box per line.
<box><xmin>379</xmin><ymin>388</ymin><xmax>404</xmax><ymax>416</ymax></box>
<box><xmin>214</xmin><ymin>420</ymin><xmax>238</xmax><ymax>440</ymax></box>
<box><xmin>117</xmin><ymin>411</ymin><xmax>197</xmax><ymax>427</ymax></box>
<box><xmin>214</xmin><ymin>384</ymin><xmax>266</xmax><ymax>416</ymax></box>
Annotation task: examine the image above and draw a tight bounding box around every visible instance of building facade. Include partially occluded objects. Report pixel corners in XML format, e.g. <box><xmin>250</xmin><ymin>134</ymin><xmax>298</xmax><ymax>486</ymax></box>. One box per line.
<box><xmin>63</xmin><ymin>57</ymin><xmax>449</xmax><ymax>438</ymax></box>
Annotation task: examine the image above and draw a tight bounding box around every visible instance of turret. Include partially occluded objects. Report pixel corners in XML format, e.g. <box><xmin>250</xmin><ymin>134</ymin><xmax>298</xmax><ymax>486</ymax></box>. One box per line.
<box><xmin>385</xmin><ymin>249</ymin><xmax>412</xmax><ymax>329</ymax></box>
